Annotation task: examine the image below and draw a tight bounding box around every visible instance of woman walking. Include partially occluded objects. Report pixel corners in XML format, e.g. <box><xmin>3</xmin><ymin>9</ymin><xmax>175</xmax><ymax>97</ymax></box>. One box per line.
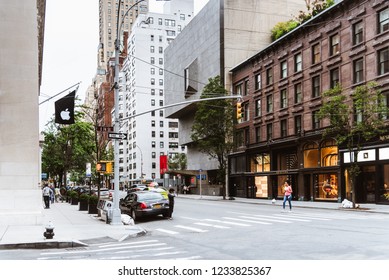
<box><xmin>167</xmin><ymin>187</ymin><xmax>176</xmax><ymax>220</ymax></box>
<box><xmin>282</xmin><ymin>180</ymin><xmax>293</xmax><ymax>212</ymax></box>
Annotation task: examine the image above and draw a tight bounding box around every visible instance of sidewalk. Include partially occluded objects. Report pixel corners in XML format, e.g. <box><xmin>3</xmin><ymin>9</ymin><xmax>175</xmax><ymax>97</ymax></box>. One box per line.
<box><xmin>1</xmin><ymin>195</ymin><xmax>388</xmax><ymax>249</ymax></box>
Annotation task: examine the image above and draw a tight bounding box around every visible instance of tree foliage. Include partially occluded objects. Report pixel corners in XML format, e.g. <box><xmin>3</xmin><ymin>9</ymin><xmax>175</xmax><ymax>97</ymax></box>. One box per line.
<box><xmin>318</xmin><ymin>82</ymin><xmax>388</xmax><ymax>206</ymax></box>
<box><xmin>168</xmin><ymin>153</ymin><xmax>187</xmax><ymax>171</ymax></box>
<box><xmin>271</xmin><ymin>0</ymin><xmax>334</xmax><ymax>41</ymax></box>
<box><xmin>41</xmin><ymin>110</ymin><xmax>96</xmax><ymax>186</ymax></box>
<box><xmin>191</xmin><ymin>76</ymin><xmax>234</xmax><ymax>187</ymax></box>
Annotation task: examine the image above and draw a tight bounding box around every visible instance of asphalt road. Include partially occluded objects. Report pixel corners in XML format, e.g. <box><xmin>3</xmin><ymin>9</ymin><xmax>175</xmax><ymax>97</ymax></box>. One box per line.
<box><xmin>1</xmin><ymin>197</ymin><xmax>389</xmax><ymax>260</ymax></box>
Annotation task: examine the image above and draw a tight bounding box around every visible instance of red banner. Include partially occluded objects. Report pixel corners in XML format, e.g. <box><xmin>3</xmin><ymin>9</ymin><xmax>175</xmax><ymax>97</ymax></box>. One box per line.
<box><xmin>160</xmin><ymin>155</ymin><xmax>168</xmax><ymax>175</ymax></box>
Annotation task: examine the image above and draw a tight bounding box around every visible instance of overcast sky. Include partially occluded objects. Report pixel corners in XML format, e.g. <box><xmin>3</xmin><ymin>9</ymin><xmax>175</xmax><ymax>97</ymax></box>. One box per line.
<box><xmin>39</xmin><ymin>0</ymin><xmax>209</xmax><ymax>131</ymax></box>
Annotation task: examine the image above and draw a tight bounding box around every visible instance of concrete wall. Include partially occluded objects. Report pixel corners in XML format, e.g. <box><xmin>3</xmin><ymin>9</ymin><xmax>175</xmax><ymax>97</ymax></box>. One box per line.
<box><xmin>0</xmin><ymin>1</ymin><xmax>42</xmax><ymax>225</ymax></box>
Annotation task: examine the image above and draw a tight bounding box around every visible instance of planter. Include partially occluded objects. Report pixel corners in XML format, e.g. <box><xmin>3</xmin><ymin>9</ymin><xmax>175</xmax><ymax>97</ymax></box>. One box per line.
<box><xmin>71</xmin><ymin>198</ymin><xmax>79</xmax><ymax>205</ymax></box>
<box><xmin>88</xmin><ymin>203</ymin><xmax>98</xmax><ymax>214</ymax></box>
<box><xmin>79</xmin><ymin>199</ymin><xmax>88</xmax><ymax>211</ymax></box>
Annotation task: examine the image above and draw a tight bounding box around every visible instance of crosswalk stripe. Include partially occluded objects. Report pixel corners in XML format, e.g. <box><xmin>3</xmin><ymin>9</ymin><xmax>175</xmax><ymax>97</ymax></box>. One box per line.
<box><xmin>239</xmin><ymin>215</ymin><xmax>291</xmax><ymax>224</ymax></box>
<box><xmin>174</xmin><ymin>225</ymin><xmax>209</xmax><ymax>233</ymax></box>
<box><xmin>194</xmin><ymin>222</ymin><xmax>231</xmax><ymax>229</ymax></box>
<box><xmin>205</xmin><ymin>218</ymin><xmax>251</xmax><ymax>227</ymax></box>
<box><xmin>155</xmin><ymin>228</ymin><xmax>180</xmax><ymax>235</ymax></box>
<box><xmin>98</xmin><ymin>240</ymin><xmax>159</xmax><ymax>248</ymax></box>
<box><xmin>271</xmin><ymin>214</ymin><xmax>311</xmax><ymax>222</ymax></box>
<box><xmin>287</xmin><ymin>214</ymin><xmax>330</xmax><ymax>221</ymax></box>
<box><xmin>113</xmin><ymin>246</ymin><xmax>175</xmax><ymax>254</ymax></box>
<box><xmin>223</xmin><ymin>217</ymin><xmax>271</xmax><ymax>225</ymax></box>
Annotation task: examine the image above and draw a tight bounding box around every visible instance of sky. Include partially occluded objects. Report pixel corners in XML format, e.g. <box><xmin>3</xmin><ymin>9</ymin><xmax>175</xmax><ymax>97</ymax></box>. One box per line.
<box><xmin>39</xmin><ymin>0</ymin><xmax>209</xmax><ymax>132</ymax></box>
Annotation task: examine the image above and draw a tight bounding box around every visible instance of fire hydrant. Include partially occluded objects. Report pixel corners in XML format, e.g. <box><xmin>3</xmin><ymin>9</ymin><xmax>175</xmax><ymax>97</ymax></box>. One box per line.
<box><xmin>44</xmin><ymin>221</ymin><xmax>55</xmax><ymax>239</ymax></box>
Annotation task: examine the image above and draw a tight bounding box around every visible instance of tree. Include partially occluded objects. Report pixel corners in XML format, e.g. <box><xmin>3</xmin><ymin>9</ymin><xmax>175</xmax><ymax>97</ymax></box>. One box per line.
<box><xmin>318</xmin><ymin>82</ymin><xmax>388</xmax><ymax>207</ymax></box>
<box><xmin>191</xmin><ymin>76</ymin><xmax>235</xmax><ymax>198</ymax></box>
<box><xmin>42</xmin><ymin>110</ymin><xmax>96</xmax><ymax>187</ymax></box>
<box><xmin>168</xmin><ymin>153</ymin><xmax>187</xmax><ymax>171</ymax></box>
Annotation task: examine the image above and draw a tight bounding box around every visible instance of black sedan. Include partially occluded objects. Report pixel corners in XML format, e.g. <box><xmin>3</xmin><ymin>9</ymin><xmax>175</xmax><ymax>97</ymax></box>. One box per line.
<box><xmin>119</xmin><ymin>191</ymin><xmax>169</xmax><ymax>221</ymax></box>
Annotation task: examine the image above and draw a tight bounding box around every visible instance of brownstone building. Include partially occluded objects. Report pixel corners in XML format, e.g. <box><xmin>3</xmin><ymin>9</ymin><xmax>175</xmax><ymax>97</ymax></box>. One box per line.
<box><xmin>229</xmin><ymin>0</ymin><xmax>389</xmax><ymax>204</ymax></box>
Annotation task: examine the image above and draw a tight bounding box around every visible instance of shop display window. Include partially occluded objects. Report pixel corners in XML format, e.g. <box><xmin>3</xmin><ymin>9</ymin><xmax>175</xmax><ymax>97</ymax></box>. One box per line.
<box><xmin>380</xmin><ymin>164</ymin><xmax>389</xmax><ymax>202</ymax></box>
<box><xmin>303</xmin><ymin>142</ymin><xmax>319</xmax><ymax>168</ymax></box>
<box><xmin>254</xmin><ymin>176</ymin><xmax>268</xmax><ymax>198</ymax></box>
<box><xmin>251</xmin><ymin>153</ymin><xmax>270</xmax><ymax>172</ymax></box>
<box><xmin>314</xmin><ymin>174</ymin><xmax>338</xmax><ymax>200</ymax></box>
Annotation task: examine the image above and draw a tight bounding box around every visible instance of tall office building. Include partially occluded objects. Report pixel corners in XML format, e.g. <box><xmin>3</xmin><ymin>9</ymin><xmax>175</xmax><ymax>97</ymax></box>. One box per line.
<box><xmin>118</xmin><ymin>1</ymin><xmax>194</xmax><ymax>185</ymax></box>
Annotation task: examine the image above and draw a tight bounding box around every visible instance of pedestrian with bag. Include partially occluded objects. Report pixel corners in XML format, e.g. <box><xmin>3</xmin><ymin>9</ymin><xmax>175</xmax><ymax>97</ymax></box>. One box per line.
<box><xmin>282</xmin><ymin>180</ymin><xmax>293</xmax><ymax>212</ymax></box>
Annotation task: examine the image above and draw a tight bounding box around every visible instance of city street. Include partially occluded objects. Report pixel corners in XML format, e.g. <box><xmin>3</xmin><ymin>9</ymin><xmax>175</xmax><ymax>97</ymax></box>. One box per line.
<box><xmin>1</xmin><ymin>197</ymin><xmax>389</xmax><ymax>260</ymax></box>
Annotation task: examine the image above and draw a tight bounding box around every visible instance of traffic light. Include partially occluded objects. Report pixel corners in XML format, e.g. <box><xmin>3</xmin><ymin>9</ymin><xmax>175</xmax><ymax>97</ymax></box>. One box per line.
<box><xmin>236</xmin><ymin>102</ymin><xmax>244</xmax><ymax>121</ymax></box>
<box><xmin>96</xmin><ymin>162</ymin><xmax>107</xmax><ymax>172</ymax></box>
<box><xmin>106</xmin><ymin>162</ymin><xmax>113</xmax><ymax>174</ymax></box>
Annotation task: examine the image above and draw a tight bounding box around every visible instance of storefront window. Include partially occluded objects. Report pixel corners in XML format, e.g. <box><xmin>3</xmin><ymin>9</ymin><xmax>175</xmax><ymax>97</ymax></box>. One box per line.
<box><xmin>277</xmin><ymin>175</ymin><xmax>289</xmax><ymax>196</ymax></box>
<box><xmin>254</xmin><ymin>176</ymin><xmax>268</xmax><ymax>198</ymax></box>
<box><xmin>321</xmin><ymin>139</ymin><xmax>338</xmax><ymax>166</ymax></box>
<box><xmin>251</xmin><ymin>153</ymin><xmax>270</xmax><ymax>172</ymax></box>
<box><xmin>303</xmin><ymin>142</ymin><xmax>319</xmax><ymax>168</ymax></box>
<box><xmin>314</xmin><ymin>174</ymin><xmax>338</xmax><ymax>200</ymax></box>
<box><xmin>380</xmin><ymin>164</ymin><xmax>389</xmax><ymax>202</ymax></box>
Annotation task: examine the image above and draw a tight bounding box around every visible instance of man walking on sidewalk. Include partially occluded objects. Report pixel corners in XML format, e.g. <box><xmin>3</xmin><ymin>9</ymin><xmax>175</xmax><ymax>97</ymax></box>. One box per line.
<box><xmin>42</xmin><ymin>184</ymin><xmax>51</xmax><ymax>209</ymax></box>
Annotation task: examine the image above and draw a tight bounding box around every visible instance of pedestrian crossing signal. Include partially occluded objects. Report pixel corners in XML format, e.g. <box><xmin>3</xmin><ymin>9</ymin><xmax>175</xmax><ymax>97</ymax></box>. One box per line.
<box><xmin>96</xmin><ymin>162</ymin><xmax>107</xmax><ymax>172</ymax></box>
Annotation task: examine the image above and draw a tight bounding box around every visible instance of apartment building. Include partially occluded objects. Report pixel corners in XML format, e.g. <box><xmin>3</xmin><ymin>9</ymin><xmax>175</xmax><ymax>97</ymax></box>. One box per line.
<box><xmin>118</xmin><ymin>1</ymin><xmax>194</xmax><ymax>186</ymax></box>
<box><xmin>229</xmin><ymin>0</ymin><xmax>389</xmax><ymax>204</ymax></box>
<box><xmin>164</xmin><ymin>0</ymin><xmax>307</xmax><ymax>193</ymax></box>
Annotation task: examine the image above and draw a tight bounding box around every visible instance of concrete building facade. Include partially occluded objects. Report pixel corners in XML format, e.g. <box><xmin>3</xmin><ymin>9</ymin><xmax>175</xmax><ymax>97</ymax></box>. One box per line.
<box><xmin>229</xmin><ymin>0</ymin><xmax>389</xmax><ymax>204</ymax></box>
<box><xmin>0</xmin><ymin>0</ymin><xmax>46</xmax><ymax>225</ymax></box>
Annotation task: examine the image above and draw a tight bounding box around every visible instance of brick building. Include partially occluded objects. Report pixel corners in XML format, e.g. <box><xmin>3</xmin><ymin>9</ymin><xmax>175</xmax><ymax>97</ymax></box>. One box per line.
<box><xmin>229</xmin><ymin>0</ymin><xmax>389</xmax><ymax>204</ymax></box>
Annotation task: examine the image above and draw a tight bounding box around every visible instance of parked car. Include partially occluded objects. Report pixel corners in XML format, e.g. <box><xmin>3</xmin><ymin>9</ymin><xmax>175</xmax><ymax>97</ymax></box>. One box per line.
<box><xmin>119</xmin><ymin>191</ymin><xmax>169</xmax><ymax>221</ymax></box>
<box><xmin>91</xmin><ymin>188</ymin><xmax>110</xmax><ymax>199</ymax></box>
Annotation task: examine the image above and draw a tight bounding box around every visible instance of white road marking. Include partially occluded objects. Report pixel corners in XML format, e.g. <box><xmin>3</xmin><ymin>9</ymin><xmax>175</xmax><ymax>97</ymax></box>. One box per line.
<box><xmin>174</xmin><ymin>225</ymin><xmax>208</xmax><ymax>233</ymax></box>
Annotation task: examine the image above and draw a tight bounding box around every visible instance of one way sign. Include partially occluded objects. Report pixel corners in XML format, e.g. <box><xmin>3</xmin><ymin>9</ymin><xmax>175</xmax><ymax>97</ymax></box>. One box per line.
<box><xmin>108</xmin><ymin>132</ymin><xmax>128</xmax><ymax>140</ymax></box>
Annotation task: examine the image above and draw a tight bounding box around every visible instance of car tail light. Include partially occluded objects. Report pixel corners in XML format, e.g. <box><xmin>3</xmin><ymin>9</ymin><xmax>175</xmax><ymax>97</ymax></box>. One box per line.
<box><xmin>140</xmin><ymin>202</ymin><xmax>147</xmax><ymax>209</ymax></box>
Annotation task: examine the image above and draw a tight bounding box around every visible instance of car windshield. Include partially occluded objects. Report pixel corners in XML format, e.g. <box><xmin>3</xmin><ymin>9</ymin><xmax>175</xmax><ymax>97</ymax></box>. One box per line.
<box><xmin>137</xmin><ymin>192</ymin><xmax>163</xmax><ymax>201</ymax></box>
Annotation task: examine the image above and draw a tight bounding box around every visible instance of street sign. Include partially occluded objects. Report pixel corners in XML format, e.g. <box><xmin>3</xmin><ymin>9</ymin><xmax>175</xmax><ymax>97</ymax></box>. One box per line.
<box><xmin>108</xmin><ymin>132</ymin><xmax>127</xmax><ymax>140</ymax></box>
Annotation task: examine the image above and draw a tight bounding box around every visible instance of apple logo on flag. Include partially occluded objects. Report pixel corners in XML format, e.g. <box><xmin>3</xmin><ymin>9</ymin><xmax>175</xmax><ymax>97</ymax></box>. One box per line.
<box><xmin>60</xmin><ymin>108</ymin><xmax>71</xmax><ymax>120</ymax></box>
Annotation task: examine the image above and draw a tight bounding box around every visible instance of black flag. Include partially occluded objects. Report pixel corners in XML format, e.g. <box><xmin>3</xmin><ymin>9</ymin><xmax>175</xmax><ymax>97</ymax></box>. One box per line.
<box><xmin>55</xmin><ymin>90</ymin><xmax>76</xmax><ymax>124</ymax></box>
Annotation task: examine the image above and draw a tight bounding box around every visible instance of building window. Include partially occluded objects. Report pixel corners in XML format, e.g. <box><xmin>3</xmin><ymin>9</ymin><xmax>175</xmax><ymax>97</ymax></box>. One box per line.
<box><xmin>159</xmin><ymin>89</ymin><xmax>163</xmax><ymax>96</ymax></box>
<box><xmin>244</xmin><ymin>80</ymin><xmax>250</xmax><ymax>96</ymax></box>
<box><xmin>255</xmin><ymin>126</ymin><xmax>261</xmax><ymax>143</ymax></box>
<box><xmin>382</xmin><ymin>90</ymin><xmax>389</xmax><ymax>120</ymax></box>
<box><xmin>294</xmin><ymin>83</ymin><xmax>302</xmax><ymax>104</ymax></box>
<box><xmin>243</xmin><ymin>103</ymin><xmax>249</xmax><ymax>121</ymax></box>
<box><xmin>150</xmin><ymin>46</ymin><xmax>155</xmax><ymax>53</ymax></box>
<box><xmin>158</xmin><ymin>18</ymin><xmax>162</xmax><ymax>25</ymax></box>
<box><xmin>152</xmin><ymin>162</ymin><xmax>156</xmax><ymax>168</ymax></box>
<box><xmin>151</xmin><ymin>68</ymin><xmax>155</xmax><ymax>75</ymax></box>
<box><xmin>266</xmin><ymin>124</ymin><xmax>273</xmax><ymax>140</ymax></box>
<box><xmin>330</xmin><ymin>68</ymin><xmax>340</xmax><ymax>88</ymax></box>
<box><xmin>151</xmin><ymin>89</ymin><xmax>155</xmax><ymax>95</ymax></box>
<box><xmin>160</xmin><ymin>142</ymin><xmax>164</xmax><ymax>148</ymax></box>
<box><xmin>152</xmin><ymin>152</ymin><xmax>156</xmax><ymax>159</ymax></box>
<box><xmin>151</xmin><ymin>78</ymin><xmax>155</xmax><ymax>85</ymax></box>
<box><xmin>352</xmin><ymin>21</ymin><xmax>364</xmax><ymax>45</ymax></box>
<box><xmin>378</xmin><ymin>47</ymin><xmax>389</xmax><ymax>75</ymax></box>
<box><xmin>160</xmin><ymin>120</ymin><xmax>164</xmax><ymax>127</ymax></box>
<box><xmin>159</xmin><ymin>58</ymin><xmax>163</xmax><ymax>65</ymax></box>
<box><xmin>312</xmin><ymin>75</ymin><xmax>321</xmax><ymax>98</ymax></box>
<box><xmin>266</xmin><ymin>68</ymin><xmax>273</xmax><ymax>85</ymax></box>
<box><xmin>235</xmin><ymin>83</ymin><xmax>242</xmax><ymax>96</ymax></box>
<box><xmin>151</xmin><ymin>99</ymin><xmax>155</xmax><ymax>106</ymax></box>
<box><xmin>151</xmin><ymin>120</ymin><xmax>155</xmax><ymax>127</ymax></box>
<box><xmin>294</xmin><ymin>53</ymin><xmax>302</xmax><ymax>72</ymax></box>
<box><xmin>312</xmin><ymin>43</ymin><xmax>320</xmax><ymax>64</ymax></box>
<box><xmin>280</xmin><ymin>88</ymin><xmax>287</xmax><ymax>109</ymax></box>
<box><xmin>150</xmin><ymin>57</ymin><xmax>155</xmax><ymax>64</ymax></box>
<box><xmin>312</xmin><ymin>110</ymin><xmax>320</xmax><ymax>129</ymax></box>
<box><xmin>152</xmin><ymin>131</ymin><xmax>155</xmax><ymax>137</ymax></box>
<box><xmin>255</xmin><ymin>73</ymin><xmax>261</xmax><ymax>90</ymax></box>
<box><xmin>160</xmin><ymin>131</ymin><xmax>164</xmax><ymax>137</ymax></box>
<box><xmin>353</xmin><ymin>58</ymin><xmax>364</xmax><ymax>84</ymax></box>
<box><xmin>294</xmin><ymin>115</ymin><xmax>302</xmax><ymax>135</ymax></box>
<box><xmin>255</xmin><ymin>99</ymin><xmax>261</xmax><ymax>117</ymax></box>
<box><xmin>266</xmin><ymin>94</ymin><xmax>273</xmax><ymax>113</ymax></box>
<box><xmin>280</xmin><ymin>60</ymin><xmax>287</xmax><ymax>79</ymax></box>
<box><xmin>329</xmin><ymin>33</ymin><xmax>340</xmax><ymax>56</ymax></box>
<box><xmin>280</xmin><ymin>119</ymin><xmax>287</xmax><ymax>137</ymax></box>
<box><xmin>151</xmin><ymin>141</ymin><xmax>156</xmax><ymax>148</ymax></box>
<box><xmin>378</xmin><ymin>8</ymin><xmax>389</xmax><ymax>34</ymax></box>
<box><xmin>159</xmin><ymin>79</ymin><xmax>163</xmax><ymax>86</ymax></box>
<box><xmin>159</xmin><ymin>68</ymin><xmax>163</xmax><ymax>75</ymax></box>
<box><xmin>159</xmin><ymin>100</ymin><xmax>163</xmax><ymax>106</ymax></box>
